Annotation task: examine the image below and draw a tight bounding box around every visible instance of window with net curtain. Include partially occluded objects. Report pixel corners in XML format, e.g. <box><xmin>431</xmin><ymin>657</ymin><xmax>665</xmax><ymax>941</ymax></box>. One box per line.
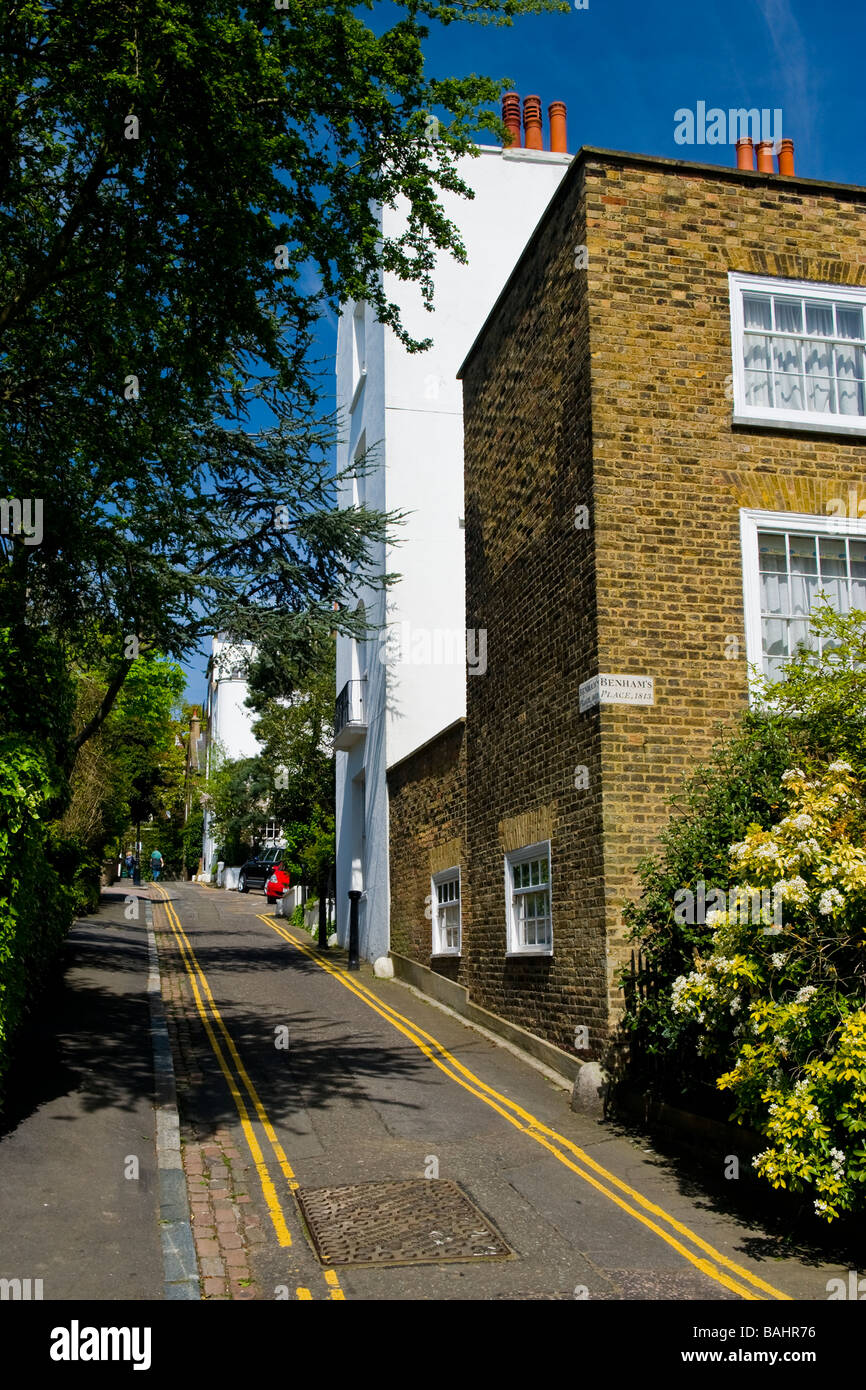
<box><xmin>432</xmin><ymin>869</ymin><xmax>460</xmax><ymax>955</ymax></box>
<box><xmin>743</xmin><ymin>290</ymin><xmax>866</xmax><ymax>419</ymax></box>
<box><xmin>758</xmin><ymin>529</ymin><xmax>866</xmax><ymax>681</ymax></box>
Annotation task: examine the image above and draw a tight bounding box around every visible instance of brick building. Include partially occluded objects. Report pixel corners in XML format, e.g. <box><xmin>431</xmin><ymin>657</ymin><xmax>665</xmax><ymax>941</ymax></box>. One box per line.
<box><xmin>388</xmin><ymin>142</ymin><xmax>866</xmax><ymax>1060</ymax></box>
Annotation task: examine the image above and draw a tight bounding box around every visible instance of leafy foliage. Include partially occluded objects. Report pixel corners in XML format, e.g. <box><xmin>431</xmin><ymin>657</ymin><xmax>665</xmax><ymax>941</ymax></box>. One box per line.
<box><xmin>0</xmin><ymin>629</ymin><xmax>75</xmax><ymax>1099</ymax></box>
<box><xmin>622</xmin><ymin>607</ymin><xmax>866</xmax><ymax>1217</ymax></box>
<box><xmin>672</xmin><ymin>763</ymin><xmax>866</xmax><ymax>1220</ymax></box>
<box><xmin>1</xmin><ymin>0</ymin><xmax>566</xmax><ymax>708</ymax></box>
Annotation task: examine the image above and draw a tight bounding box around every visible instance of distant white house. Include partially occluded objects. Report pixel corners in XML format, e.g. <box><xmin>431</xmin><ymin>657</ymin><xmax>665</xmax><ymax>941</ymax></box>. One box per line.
<box><xmin>334</xmin><ymin>114</ymin><xmax>572</xmax><ymax>962</ymax></box>
<box><xmin>201</xmin><ymin>635</ymin><xmax>259</xmax><ymax>873</ymax></box>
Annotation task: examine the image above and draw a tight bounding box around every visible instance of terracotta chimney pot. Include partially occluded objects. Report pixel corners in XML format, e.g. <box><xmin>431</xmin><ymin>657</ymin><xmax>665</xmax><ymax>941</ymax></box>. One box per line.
<box><xmin>736</xmin><ymin>137</ymin><xmax>755</xmax><ymax>171</ymax></box>
<box><xmin>502</xmin><ymin>92</ymin><xmax>521</xmax><ymax>149</ymax></box>
<box><xmin>548</xmin><ymin>100</ymin><xmax>568</xmax><ymax>154</ymax></box>
<box><xmin>777</xmin><ymin>138</ymin><xmax>795</xmax><ymax>176</ymax></box>
<box><xmin>523</xmin><ymin>95</ymin><xmax>543</xmax><ymax>151</ymax></box>
<box><xmin>756</xmin><ymin>140</ymin><xmax>774</xmax><ymax>173</ymax></box>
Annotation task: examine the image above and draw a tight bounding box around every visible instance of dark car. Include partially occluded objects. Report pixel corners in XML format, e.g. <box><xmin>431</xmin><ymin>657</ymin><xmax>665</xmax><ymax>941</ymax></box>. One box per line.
<box><xmin>237</xmin><ymin>847</ymin><xmax>284</xmax><ymax>893</ymax></box>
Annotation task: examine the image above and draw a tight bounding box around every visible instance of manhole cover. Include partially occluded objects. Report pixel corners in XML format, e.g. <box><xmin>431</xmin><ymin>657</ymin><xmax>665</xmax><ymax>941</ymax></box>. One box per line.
<box><xmin>296</xmin><ymin>1179</ymin><xmax>513</xmax><ymax>1267</ymax></box>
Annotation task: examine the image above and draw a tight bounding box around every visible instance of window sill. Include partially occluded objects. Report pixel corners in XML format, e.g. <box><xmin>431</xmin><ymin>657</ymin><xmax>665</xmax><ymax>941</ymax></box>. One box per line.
<box><xmin>505</xmin><ymin>949</ymin><xmax>553</xmax><ymax>959</ymax></box>
<box><xmin>431</xmin><ymin>951</ymin><xmax>461</xmax><ymax>960</ymax></box>
<box><xmin>732</xmin><ymin>409</ymin><xmax>866</xmax><ymax>438</ymax></box>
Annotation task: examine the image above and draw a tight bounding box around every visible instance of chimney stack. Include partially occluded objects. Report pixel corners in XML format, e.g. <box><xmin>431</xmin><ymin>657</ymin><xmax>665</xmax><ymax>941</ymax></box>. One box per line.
<box><xmin>522</xmin><ymin>95</ymin><xmax>543</xmax><ymax>151</ymax></box>
<box><xmin>777</xmin><ymin>138</ymin><xmax>795</xmax><ymax>176</ymax></box>
<box><xmin>736</xmin><ymin>137</ymin><xmax>755</xmax><ymax>170</ymax></box>
<box><xmin>502</xmin><ymin>92</ymin><xmax>521</xmax><ymax>149</ymax></box>
<box><xmin>756</xmin><ymin>140</ymin><xmax>775</xmax><ymax>173</ymax></box>
<box><xmin>548</xmin><ymin>101</ymin><xmax>568</xmax><ymax>154</ymax></box>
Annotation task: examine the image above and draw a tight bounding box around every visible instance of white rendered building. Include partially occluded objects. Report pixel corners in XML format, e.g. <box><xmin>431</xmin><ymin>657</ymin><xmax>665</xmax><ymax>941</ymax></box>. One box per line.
<box><xmin>334</xmin><ymin>104</ymin><xmax>572</xmax><ymax>962</ymax></box>
<box><xmin>201</xmin><ymin>636</ymin><xmax>260</xmax><ymax>873</ymax></box>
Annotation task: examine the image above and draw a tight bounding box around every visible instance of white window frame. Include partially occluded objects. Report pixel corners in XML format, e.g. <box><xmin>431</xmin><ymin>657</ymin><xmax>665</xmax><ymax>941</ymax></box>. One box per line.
<box><xmin>431</xmin><ymin>867</ymin><xmax>461</xmax><ymax>957</ymax></box>
<box><xmin>504</xmin><ymin>841</ymin><xmax>553</xmax><ymax>957</ymax></box>
<box><xmin>740</xmin><ymin>507</ymin><xmax>866</xmax><ymax>701</ymax></box>
<box><xmin>729</xmin><ymin>272</ymin><xmax>866</xmax><ymax>437</ymax></box>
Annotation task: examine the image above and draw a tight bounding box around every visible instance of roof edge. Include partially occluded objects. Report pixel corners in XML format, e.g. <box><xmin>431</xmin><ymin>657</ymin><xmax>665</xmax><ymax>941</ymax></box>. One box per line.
<box><xmin>457</xmin><ymin>145</ymin><xmax>866</xmax><ymax>381</ymax></box>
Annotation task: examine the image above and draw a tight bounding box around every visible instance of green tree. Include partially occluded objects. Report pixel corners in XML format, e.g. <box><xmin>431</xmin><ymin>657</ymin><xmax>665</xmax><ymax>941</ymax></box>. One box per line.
<box><xmin>0</xmin><ymin>0</ymin><xmax>567</xmax><ymax>740</ymax></box>
<box><xmin>253</xmin><ymin>640</ymin><xmax>336</xmax><ymax>887</ymax></box>
<box><xmin>58</xmin><ymin>647</ymin><xmax>187</xmax><ymax>901</ymax></box>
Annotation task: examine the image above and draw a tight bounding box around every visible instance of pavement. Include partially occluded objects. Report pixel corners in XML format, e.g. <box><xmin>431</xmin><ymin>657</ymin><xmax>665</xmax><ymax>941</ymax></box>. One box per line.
<box><xmin>0</xmin><ymin>878</ymin><xmax>858</xmax><ymax>1304</ymax></box>
<box><xmin>0</xmin><ymin>892</ymin><xmax>164</xmax><ymax>1300</ymax></box>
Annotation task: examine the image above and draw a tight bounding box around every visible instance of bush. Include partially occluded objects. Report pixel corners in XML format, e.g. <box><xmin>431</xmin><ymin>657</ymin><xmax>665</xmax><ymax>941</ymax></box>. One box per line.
<box><xmin>671</xmin><ymin>762</ymin><xmax>866</xmax><ymax>1220</ymax></box>
<box><xmin>621</xmin><ymin>606</ymin><xmax>866</xmax><ymax>1219</ymax></box>
<box><xmin>0</xmin><ymin>629</ymin><xmax>77</xmax><ymax>1100</ymax></box>
<box><xmin>620</xmin><ymin>707</ymin><xmax>793</xmax><ymax>1102</ymax></box>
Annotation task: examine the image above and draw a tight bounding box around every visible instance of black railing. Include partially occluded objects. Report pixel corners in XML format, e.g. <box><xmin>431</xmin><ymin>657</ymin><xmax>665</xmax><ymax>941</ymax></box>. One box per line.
<box><xmin>335</xmin><ymin>678</ymin><xmax>366</xmax><ymax>740</ymax></box>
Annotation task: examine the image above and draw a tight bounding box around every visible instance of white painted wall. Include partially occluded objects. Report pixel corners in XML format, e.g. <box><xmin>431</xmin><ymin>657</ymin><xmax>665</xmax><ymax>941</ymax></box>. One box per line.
<box><xmin>201</xmin><ymin>636</ymin><xmax>259</xmax><ymax>873</ymax></box>
<box><xmin>335</xmin><ymin>144</ymin><xmax>572</xmax><ymax>961</ymax></box>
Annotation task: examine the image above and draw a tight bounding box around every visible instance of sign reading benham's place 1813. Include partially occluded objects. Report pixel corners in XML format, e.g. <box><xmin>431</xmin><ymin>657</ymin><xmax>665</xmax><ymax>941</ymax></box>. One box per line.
<box><xmin>578</xmin><ymin>674</ymin><xmax>655</xmax><ymax>712</ymax></box>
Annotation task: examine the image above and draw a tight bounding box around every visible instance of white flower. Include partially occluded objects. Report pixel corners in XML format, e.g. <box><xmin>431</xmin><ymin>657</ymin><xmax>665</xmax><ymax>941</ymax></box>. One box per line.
<box><xmin>786</xmin><ymin>814</ymin><xmax>814</xmax><ymax>831</ymax></box>
<box><xmin>772</xmin><ymin>876</ymin><xmax>809</xmax><ymax>906</ymax></box>
<box><xmin>773</xmin><ymin>1034</ymin><xmax>789</xmax><ymax>1056</ymax></box>
<box><xmin>814</xmin><ymin>1199</ymin><xmax>830</xmax><ymax>1216</ymax></box>
<box><xmin>730</xmin><ymin>995</ymin><xmax>742</xmax><ymax>1014</ymax></box>
<box><xmin>818</xmin><ymin>888</ymin><xmax>844</xmax><ymax>916</ymax></box>
<box><xmin>827</xmin><ymin>761</ymin><xmax>852</xmax><ymax>774</ymax></box>
<box><xmin>781</xmin><ymin>768</ymin><xmax>805</xmax><ymax>783</ymax></box>
<box><xmin>705</xmin><ymin>908</ymin><xmax>726</xmax><ymax>929</ymax></box>
<box><xmin>771</xmin><ymin>952</ymin><xmax>786</xmax><ymax>969</ymax></box>
<box><xmin>795</xmin><ymin>985</ymin><xmax>817</xmax><ymax>1005</ymax></box>
<box><xmin>755</xmin><ymin>841</ymin><xmax>782</xmax><ymax>860</ymax></box>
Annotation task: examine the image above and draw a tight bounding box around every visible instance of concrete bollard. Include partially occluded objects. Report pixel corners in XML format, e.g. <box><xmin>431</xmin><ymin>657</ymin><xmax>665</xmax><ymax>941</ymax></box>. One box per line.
<box><xmin>570</xmin><ymin>1061</ymin><xmax>607</xmax><ymax>1117</ymax></box>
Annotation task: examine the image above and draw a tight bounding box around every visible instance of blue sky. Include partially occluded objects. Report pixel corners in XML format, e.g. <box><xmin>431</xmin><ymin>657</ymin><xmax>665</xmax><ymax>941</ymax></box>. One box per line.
<box><xmin>182</xmin><ymin>0</ymin><xmax>866</xmax><ymax>705</ymax></box>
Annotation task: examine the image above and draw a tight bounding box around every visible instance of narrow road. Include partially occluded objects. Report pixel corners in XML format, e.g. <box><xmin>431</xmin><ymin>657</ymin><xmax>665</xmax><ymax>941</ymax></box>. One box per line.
<box><xmin>152</xmin><ymin>880</ymin><xmax>847</xmax><ymax>1302</ymax></box>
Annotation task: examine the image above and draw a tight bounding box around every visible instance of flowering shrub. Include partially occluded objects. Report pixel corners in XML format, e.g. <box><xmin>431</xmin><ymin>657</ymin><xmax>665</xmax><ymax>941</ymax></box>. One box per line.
<box><xmin>671</xmin><ymin>763</ymin><xmax>866</xmax><ymax>1220</ymax></box>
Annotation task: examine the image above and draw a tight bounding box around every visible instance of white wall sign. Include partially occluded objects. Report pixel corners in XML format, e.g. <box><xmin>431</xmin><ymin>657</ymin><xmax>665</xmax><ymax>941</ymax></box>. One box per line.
<box><xmin>579</xmin><ymin>674</ymin><xmax>655</xmax><ymax>712</ymax></box>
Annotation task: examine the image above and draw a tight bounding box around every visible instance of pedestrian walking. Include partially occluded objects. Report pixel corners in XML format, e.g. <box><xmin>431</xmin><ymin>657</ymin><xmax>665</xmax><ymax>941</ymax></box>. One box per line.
<box><xmin>150</xmin><ymin>848</ymin><xmax>164</xmax><ymax>882</ymax></box>
<box><xmin>124</xmin><ymin>851</ymin><xmax>135</xmax><ymax>879</ymax></box>
<box><xmin>132</xmin><ymin>854</ymin><xmax>141</xmax><ymax>886</ymax></box>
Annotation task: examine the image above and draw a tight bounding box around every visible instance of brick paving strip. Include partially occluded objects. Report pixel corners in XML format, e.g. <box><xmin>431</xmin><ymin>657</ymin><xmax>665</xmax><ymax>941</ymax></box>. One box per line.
<box><xmin>143</xmin><ymin>897</ymin><xmax>200</xmax><ymax>1298</ymax></box>
<box><xmin>151</xmin><ymin>898</ymin><xmax>264</xmax><ymax>1301</ymax></box>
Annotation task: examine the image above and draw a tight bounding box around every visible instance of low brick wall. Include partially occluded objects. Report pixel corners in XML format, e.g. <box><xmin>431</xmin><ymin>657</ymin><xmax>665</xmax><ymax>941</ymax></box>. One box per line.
<box><xmin>387</xmin><ymin>720</ymin><xmax>466</xmax><ymax>974</ymax></box>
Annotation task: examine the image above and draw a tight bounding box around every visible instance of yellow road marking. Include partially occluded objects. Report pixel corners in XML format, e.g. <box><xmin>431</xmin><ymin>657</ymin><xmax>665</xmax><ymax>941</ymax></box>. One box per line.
<box><xmin>153</xmin><ymin>891</ymin><xmax>292</xmax><ymax>1247</ymax></box>
<box><xmin>153</xmin><ymin>890</ymin><xmax>346</xmax><ymax>1300</ymax></box>
<box><xmin>296</xmin><ymin>1287</ymin><xmax>313</xmax><ymax>1300</ymax></box>
<box><xmin>159</xmin><ymin>893</ymin><xmax>299</xmax><ymax>1192</ymax></box>
<box><xmin>257</xmin><ymin>912</ymin><xmax>792</xmax><ymax>1304</ymax></box>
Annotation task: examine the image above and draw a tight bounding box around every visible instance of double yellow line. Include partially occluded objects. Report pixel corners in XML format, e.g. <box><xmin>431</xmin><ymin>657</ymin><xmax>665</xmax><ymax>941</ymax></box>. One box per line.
<box><xmin>152</xmin><ymin>889</ymin><xmax>344</xmax><ymax>1299</ymax></box>
<box><xmin>258</xmin><ymin>912</ymin><xmax>792</xmax><ymax>1304</ymax></box>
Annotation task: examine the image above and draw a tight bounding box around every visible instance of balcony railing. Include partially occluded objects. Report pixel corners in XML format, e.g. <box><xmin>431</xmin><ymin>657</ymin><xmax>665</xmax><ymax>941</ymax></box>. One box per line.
<box><xmin>334</xmin><ymin>678</ymin><xmax>367</xmax><ymax>750</ymax></box>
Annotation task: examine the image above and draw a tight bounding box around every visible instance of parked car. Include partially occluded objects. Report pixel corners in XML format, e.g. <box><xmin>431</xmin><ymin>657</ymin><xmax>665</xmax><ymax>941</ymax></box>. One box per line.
<box><xmin>264</xmin><ymin>864</ymin><xmax>291</xmax><ymax>905</ymax></box>
<box><xmin>237</xmin><ymin>847</ymin><xmax>285</xmax><ymax>894</ymax></box>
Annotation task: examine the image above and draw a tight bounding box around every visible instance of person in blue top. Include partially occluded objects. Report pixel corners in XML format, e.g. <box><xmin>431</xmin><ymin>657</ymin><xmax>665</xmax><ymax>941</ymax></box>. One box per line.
<box><xmin>150</xmin><ymin>849</ymin><xmax>164</xmax><ymax>882</ymax></box>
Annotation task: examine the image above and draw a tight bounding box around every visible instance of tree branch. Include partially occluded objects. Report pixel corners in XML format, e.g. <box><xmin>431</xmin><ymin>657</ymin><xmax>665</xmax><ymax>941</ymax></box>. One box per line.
<box><xmin>70</xmin><ymin>656</ymin><xmax>133</xmax><ymax>758</ymax></box>
<box><xmin>0</xmin><ymin>144</ymin><xmax>112</xmax><ymax>336</ymax></box>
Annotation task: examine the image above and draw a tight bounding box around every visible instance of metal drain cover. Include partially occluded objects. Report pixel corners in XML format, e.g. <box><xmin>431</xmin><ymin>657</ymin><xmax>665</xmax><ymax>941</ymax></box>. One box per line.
<box><xmin>296</xmin><ymin>1179</ymin><xmax>513</xmax><ymax>1267</ymax></box>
